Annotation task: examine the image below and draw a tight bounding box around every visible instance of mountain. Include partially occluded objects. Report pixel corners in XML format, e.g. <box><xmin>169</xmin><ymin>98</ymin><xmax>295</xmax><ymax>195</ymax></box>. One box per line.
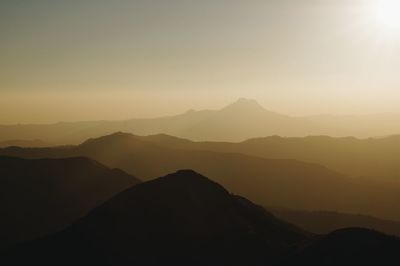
<box><xmin>0</xmin><ymin>139</ymin><xmax>48</xmax><ymax>148</ymax></box>
<box><xmin>271</xmin><ymin>208</ymin><xmax>400</xmax><ymax>236</ymax></box>
<box><xmin>0</xmin><ymin>156</ymin><xmax>140</xmax><ymax>248</ymax></box>
<box><xmin>163</xmin><ymin>98</ymin><xmax>320</xmax><ymax>142</ymax></box>
<box><xmin>284</xmin><ymin>228</ymin><xmax>400</xmax><ymax>266</ymax></box>
<box><xmin>2</xmin><ymin>170</ymin><xmax>400</xmax><ymax>266</ymax></box>
<box><xmin>133</xmin><ymin>134</ymin><xmax>400</xmax><ymax>183</ymax></box>
<box><xmin>1</xmin><ymin>133</ymin><xmax>400</xmax><ymax>221</ymax></box>
<box><xmin>2</xmin><ymin>170</ymin><xmax>309</xmax><ymax>266</ymax></box>
<box><xmin>2</xmin><ymin>99</ymin><xmax>400</xmax><ymax>145</ymax></box>
<box><xmin>0</xmin><ymin>98</ymin><xmax>329</xmax><ymax>144</ymax></box>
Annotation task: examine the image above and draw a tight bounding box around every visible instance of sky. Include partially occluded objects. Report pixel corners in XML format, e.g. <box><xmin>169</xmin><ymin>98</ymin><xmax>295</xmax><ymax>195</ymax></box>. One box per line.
<box><xmin>1</xmin><ymin>0</ymin><xmax>400</xmax><ymax>124</ymax></box>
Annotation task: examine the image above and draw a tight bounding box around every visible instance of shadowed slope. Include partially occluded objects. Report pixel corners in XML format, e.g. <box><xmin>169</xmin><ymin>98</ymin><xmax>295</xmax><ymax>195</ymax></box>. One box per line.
<box><xmin>283</xmin><ymin>228</ymin><xmax>400</xmax><ymax>266</ymax></box>
<box><xmin>0</xmin><ymin>156</ymin><xmax>140</xmax><ymax>248</ymax></box>
<box><xmin>3</xmin><ymin>171</ymin><xmax>400</xmax><ymax>266</ymax></box>
<box><xmin>2</xmin><ymin>170</ymin><xmax>309</xmax><ymax>266</ymax></box>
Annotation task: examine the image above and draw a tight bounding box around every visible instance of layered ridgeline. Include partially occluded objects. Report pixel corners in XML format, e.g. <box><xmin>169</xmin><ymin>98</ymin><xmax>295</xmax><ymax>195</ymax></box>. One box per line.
<box><xmin>2</xmin><ymin>170</ymin><xmax>400</xmax><ymax>266</ymax></box>
<box><xmin>1</xmin><ymin>98</ymin><xmax>400</xmax><ymax>144</ymax></box>
<box><xmin>142</xmin><ymin>134</ymin><xmax>400</xmax><ymax>182</ymax></box>
<box><xmin>1</xmin><ymin>133</ymin><xmax>400</xmax><ymax>221</ymax></box>
<box><xmin>0</xmin><ymin>156</ymin><xmax>140</xmax><ymax>248</ymax></box>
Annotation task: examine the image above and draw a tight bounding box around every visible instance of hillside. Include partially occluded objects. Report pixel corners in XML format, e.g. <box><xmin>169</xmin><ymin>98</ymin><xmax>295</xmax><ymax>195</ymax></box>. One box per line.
<box><xmin>0</xmin><ymin>156</ymin><xmax>140</xmax><ymax>248</ymax></box>
<box><xmin>284</xmin><ymin>228</ymin><xmax>400</xmax><ymax>266</ymax></box>
<box><xmin>2</xmin><ymin>170</ymin><xmax>399</xmax><ymax>266</ymax></box>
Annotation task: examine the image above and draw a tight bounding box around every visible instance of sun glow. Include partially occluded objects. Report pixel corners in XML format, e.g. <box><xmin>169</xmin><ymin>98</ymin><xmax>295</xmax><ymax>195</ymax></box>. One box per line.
<box><xmin>375</xmin><ymin>0</ymin><xmax>400</xmax><ymax>29</ymax></box>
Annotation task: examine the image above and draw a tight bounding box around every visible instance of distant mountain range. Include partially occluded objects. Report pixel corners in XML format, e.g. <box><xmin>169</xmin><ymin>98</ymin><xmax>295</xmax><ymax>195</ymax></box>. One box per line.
<box><xmin>1</xmin><ymin>98</ymin><xmax>400</xmax><ymax>144</ymax></box>
<box><xmin>0</xmin><ymin>156</ymin><xmax>140</xmax><ymax>248</ymax></box>
<box><xmin>2</xmin><ymin>170</ymin><xmax>400</xmax><ymax>266</ymax></box>
<box><xmin>2</xmin><ymin>132</ymin><xmax>400</xmax><ymax>221</ymax></box>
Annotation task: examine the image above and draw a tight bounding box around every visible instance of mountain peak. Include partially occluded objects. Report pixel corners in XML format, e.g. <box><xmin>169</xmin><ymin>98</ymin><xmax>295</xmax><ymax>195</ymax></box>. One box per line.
<box><xmin>171</xmin><ymin>169</ymin><xmax>201</xmax><ymax>176</ymax></box>
<box><xmin>222</xmin><ymin>98</ymin><xmax>267</xmax><ymax>113</ymax></box>
<box><xmin>95</xmin><ymin>170</ymin><xmax>226</xmax><ymax>206</ymax></box>
<box><xmin>155</xmin><ymin>169</ymin><xmax>226</xmax><ymax>192</ymax></box>
<box><xmin>234</xmin><ymin>98</ymin><xmax>262</xmax><ymax>106</ymax></box>
<box><xmin>236</xmin><ymin>97</ymin><xmax>261</xmax><ymax>105</ymax></box>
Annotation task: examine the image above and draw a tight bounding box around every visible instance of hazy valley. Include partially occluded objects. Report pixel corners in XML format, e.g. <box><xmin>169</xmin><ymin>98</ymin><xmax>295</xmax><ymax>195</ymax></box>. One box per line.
<box><xmin>3</xmin><ymin>0</ymin><xmax>400</xmax><ymax>264</ymax></box>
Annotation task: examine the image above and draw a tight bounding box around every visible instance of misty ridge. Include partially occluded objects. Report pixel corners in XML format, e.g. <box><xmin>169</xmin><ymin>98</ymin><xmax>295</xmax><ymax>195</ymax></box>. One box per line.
<box><xmin>1</xmin><ymin>98</ymin><xmax>400</xmax><ymax>145</ymax></box>
<box><xmin>2</xmin><ymin>99</ymin><xmax>400</xmax><ymax>265</ymax></box>
<box><xmin>3</xmin><ymin>131</ymin><xmax>400</xmax><ymax>221</ymax></box>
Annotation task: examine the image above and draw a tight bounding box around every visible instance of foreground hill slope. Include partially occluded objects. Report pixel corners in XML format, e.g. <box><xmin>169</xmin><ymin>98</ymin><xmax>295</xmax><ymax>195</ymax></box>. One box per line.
<box><xmin>1</xmin><ymin>133</ymin><xmax>400</xmax><ymax>221</ymax></box>
<box><xmin>285</xmin><ymin>228</ymin><xmax>400</xmax><ymax>266</ymax></box>
<box><xmin>0</xmin><ymin>156</ymin><xmax>140</xmax><ymax>248</ymax></box>
<box><xmin>271</xmin><ymin>208</ymin><xmax>400</xmax><ymax>236</ymax></box>
<box><xmin>2</xmin><ymin>170</ymin><xmax>400</xmax><ymax>266</ymax></box>
<box><xmin>2</xmin><ymin>170</ymin><xmax>309</xmax><ymax>266</ymax></box>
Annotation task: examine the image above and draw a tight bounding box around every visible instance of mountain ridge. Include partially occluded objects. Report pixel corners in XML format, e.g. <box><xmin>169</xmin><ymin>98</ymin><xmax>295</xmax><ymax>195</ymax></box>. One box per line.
<box><xmin>4</xmin><ymin>98</ymin><xmax>400</xmax><ymax>144</ymax></box>
<box><xmin>3</xmin><ymin>170</ymin><xmax>400</xmax><ymax>266</ymax></box>
<box><xmin>1</xmin><ymin>132</ymin><xmax>400</xmax><ymax>221</ymax></box>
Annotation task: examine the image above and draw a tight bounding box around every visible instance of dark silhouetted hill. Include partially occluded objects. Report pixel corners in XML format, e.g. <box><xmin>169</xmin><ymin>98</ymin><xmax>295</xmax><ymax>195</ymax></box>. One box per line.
<box><xmin>271</xmin><ymin>208</ymin><xmax>400</xmax><ymax>236</ymax></box>
<box><xmin>0</xmin><ymin>156</ymin><xmax>140</xmax><ymax>248</ymax></box>
<box><xmin>2</xmin><ymin>171</ymin><xmax>400</xmax><ymax>266</ymax></box>
<box><xmin>2</xmin><ymin>170</ymin><xmax>309</xmax><ymax>266</ymax></box>
<box><xmin>1</xmin><ymin>133</ymin><xmax>400</xmax><ymax>221</ymax></box>
<box><xmin>283</xmin><ymin>228</ymin><xmax>400</xmax><ymax>266</ymax></box>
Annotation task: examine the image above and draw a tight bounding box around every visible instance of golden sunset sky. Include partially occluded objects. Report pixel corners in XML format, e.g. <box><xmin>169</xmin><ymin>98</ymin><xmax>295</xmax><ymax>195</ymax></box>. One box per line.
<box><xmin>1</xmin><ymin>0</ymin><xmax>400</xmax><ymax>124</ymax></box>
